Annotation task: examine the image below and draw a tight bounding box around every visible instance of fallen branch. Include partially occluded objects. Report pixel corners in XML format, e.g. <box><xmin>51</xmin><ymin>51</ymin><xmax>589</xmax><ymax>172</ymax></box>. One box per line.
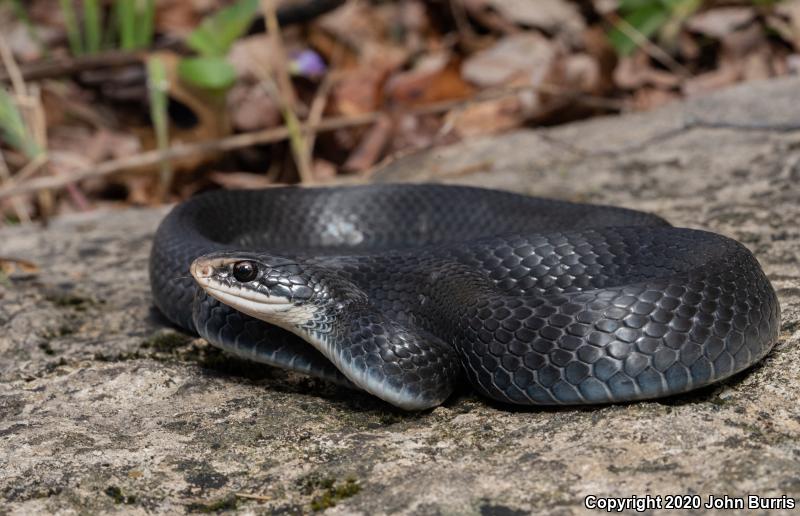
<box><xmin>0</xmin><ymin>51</ymin><xmax>143</xmax><ymax>83</ymax></box>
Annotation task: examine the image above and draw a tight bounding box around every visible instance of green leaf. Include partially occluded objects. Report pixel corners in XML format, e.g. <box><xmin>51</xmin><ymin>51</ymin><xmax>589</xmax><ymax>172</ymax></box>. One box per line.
<box><xmin>185</xmin><ymin>0</ymin><xmax>260</xmax><ymax>57</ymax></box>
<box><xmin>609</xmin><ymin>3</ymin><xmax>671</xmax><ymax>56</ymax></box>
<box><xmin>178</xmin><ymin>57</ymin><xmax>237</xmax><ymax>90</ymax></box>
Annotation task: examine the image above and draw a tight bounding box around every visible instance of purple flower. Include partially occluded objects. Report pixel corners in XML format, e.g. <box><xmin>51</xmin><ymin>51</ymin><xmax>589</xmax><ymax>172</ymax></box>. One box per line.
<box><xmin>289</xmin><ymin>49</ymin><xmax>327</xmax><ymax>78</ymax></box>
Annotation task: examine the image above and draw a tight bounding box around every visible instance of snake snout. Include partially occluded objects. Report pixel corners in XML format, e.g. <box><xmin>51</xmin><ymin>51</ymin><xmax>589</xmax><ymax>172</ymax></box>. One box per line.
<box><xmin>189</xmin><ymin>260</ymin><xmax>213</xmax><ymax>280</ymax></box>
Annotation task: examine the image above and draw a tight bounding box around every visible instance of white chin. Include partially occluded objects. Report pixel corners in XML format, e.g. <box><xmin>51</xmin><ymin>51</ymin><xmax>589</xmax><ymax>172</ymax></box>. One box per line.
<box><xmin>204</xmin><ymin>287</ymin><xmax>290</xmax><ymax>317</ymax></box>
<box><xmin>201</xmin><ymin>286</ymin><xmax>315</xmax><ymax>329</ymax></box>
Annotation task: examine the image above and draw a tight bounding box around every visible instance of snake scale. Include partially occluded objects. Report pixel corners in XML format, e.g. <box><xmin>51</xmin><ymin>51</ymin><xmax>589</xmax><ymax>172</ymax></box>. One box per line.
<box><xmin>149</xmin><ymin>184</ymin><xmax>780</xmax><ymax>410</ymax></box>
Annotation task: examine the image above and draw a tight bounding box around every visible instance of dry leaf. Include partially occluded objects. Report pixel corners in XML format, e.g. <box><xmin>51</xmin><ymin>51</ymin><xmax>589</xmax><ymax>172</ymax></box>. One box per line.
<box><xmin>630</xmin><ymin>87</ymin><xmax>680</xmax><ymax>111</ymax></box>
<box><xmin>227</xmin><ymin>83</ymin><xmax>281</xmax><ymax>132</ymax></box>
<box><xmin>446</xmin><ymin>95</ymin><xmax>526</xmax><ymax>138</ymax></box>
<box><xmin>771</xmin><ymin>0</ymin><xmax>800</xmax><ymax>50</ymax></box>
<box><xmin>385</xmin><ymin>53</ymin><xmax>473</xmax><ymax>107</ymax></box>
<box><xmin>0</xmin><ymin>257</ymin><xmax>40</xmax><ymax>278</ymax></box>
<box><xmin>228</xmin><ymin>35</ymin><xmax>278</xmax><ymax>80</ymax></box>
<box><xmin>317</xmin><ymin>1</ymin><xmax>390</xmax><ymax>55</ymax></box>
<box><xmin>312</xmin><ymin>159</ymin><xmax>338</xmax><ymax>181</ymax></box>
<box><xmin>563</xmin><ymin>53</ymin><xmax>602</xmax><ymax>94</ymax></box>
<box><xmin>333</xmin><ymin>66</ymin><xmax>388</xmax><ymax>116</ymax></box>
<box><xmin>209</xmin><ymin>171</ymin><xmax>275</xmax><ymax>190</ymax></box>
<box><xmin>686</xmin><ymin>8</ymin><xmax>756</xmax><ymax>39</ymax></box>
<box><xmin>469</xmin><ymin>0</ymin><xmax>585</xmax><ymax>44</ymax></box>
<box><xmin>343</xmin><ymin>115</ymin><xmax>393</xmax><ymax>172</ymax></box>
<box><xmin>614</xmin><ymin>51</ymin><xmax>680</xmax><ymax>90</ymax></box>
<box><xmin>156</xmin><ymin>0</ymin><xmax>206</xmax><ymax>37</ymax></box>
<box><xmin>391</xmin><ymin>113</ymin><xmax>454</xmax><ymax>154</ymax></box>
<box><xmin>683</xmin><ymin>66</ymin><xmax>740</xmax><ymax>96</ymax></box>
<box><xmin>461</xmin><ymin>32</ymin><xmax>556</xmax><ymax>88</ymax></box>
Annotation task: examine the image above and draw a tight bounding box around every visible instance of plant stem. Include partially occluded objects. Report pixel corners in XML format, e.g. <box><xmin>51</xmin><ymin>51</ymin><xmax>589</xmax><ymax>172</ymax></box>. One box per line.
<box><xmin>59</xmin><ymin>0</ymin><xmax>83</xmax><ymax>55</ymax></box>
<box><xmin>117</xmin><ymin>0</ymin><xmax>136</xmax><ymax>51</ymax></box>
<box><xmin>136</xmin><ymin>0</ymin><xmax>156</xmax><ymax>49</ymax></box>
<box><xmin>146</xmin><ymin>56</ymin><xmax>172</xmax><ymax>201</ymax></box>
<box><xmin>83</xmin><ymin>0</ymin><xmax>103</xmax><ymax>53</ymax></box>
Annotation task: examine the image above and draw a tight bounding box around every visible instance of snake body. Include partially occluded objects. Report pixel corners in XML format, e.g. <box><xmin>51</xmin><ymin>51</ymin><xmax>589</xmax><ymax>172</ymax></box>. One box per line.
<box><xmin>149</xmin><ymin>184</ymin><xmax>779</xmax><ymax>410</ymax></box>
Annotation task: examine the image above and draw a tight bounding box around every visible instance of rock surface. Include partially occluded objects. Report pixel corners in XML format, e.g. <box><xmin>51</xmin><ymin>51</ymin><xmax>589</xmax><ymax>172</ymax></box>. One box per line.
<box><xmin>2</xmin><ymin>77</ymin><xmax>799</xmax><ymax>515</ymax></box>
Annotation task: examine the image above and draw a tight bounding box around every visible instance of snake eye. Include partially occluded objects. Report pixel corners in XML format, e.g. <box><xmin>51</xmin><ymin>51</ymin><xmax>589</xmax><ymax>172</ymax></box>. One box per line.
<box><xmin>232</xmin><ymin>261</ymin><xmax>258</xmax><ymax>282</ymax></box>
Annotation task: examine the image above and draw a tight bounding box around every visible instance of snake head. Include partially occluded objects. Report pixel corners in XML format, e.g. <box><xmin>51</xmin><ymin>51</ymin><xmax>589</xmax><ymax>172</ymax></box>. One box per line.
<box><xmin>190</xmin><ymin>251</ymin><xmax>363</xmax><ymax>331</ymax></box>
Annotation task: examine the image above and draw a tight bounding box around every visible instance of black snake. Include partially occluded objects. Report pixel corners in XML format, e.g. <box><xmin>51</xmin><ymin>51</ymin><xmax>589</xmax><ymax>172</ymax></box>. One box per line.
<box><xmin>149</xmin><ymin>184</ymin><xmax>780</xmax><ymax>410</ymax></box>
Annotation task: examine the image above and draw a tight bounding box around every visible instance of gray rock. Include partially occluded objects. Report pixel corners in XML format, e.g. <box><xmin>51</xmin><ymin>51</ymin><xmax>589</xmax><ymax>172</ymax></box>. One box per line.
<box><xmin>2</xmin><ymin>77</ymin><xmax>799</xmax><ymax>514</ymax></box>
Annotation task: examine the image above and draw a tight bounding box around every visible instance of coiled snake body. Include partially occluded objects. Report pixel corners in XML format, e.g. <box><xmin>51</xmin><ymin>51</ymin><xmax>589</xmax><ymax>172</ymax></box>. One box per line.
<box><xmin>149</xmin><ymin>184</ymin><xmax>779</xmax><ymax>410</ymax></box>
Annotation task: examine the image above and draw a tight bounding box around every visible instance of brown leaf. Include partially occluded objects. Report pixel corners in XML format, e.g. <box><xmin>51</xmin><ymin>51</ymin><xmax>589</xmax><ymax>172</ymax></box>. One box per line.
<box><xmin>686</xmin><ymin>8</ymin><xmax>756</xmax><ymax>39</ymax></box>
<box><xmin>316</xmin><ymin>1</ymin><xmax>384</xmax><ymax>51</ymax></box>
<box><xmin>209</xmin><ymin>172</ymin><xmax>275</xmax><ymax>190</ymax></box>
<box><xmin>390</xmin><ymin>113</ymin><xmax>452</xmax><ymax>154</ymax></box>
<box><xmin>461</xmin><ymin>33</ymin><xmax>557</xmax><ymax>88</ymax></box>
<box><xmin>770</xmin><ymin>0</ymin><xmax>800</xmax><ymax>50</ymax></box>
<box><xmin>333</xmin><ymin>66</ymin><xmax>389</xmax><ymax>116</ymax></box>
<box><xmin>342</xmin><ymin>115</ymin><xmax>394</xmax><ymax>172</ymax></box>
<box><xmin>468</xmin><ymin>0</ymin><xmax>585</xmax><ymax>44</ymax></box>
<box><xmin>582</xmin><ymin>25</ymin><xmax>618</xmax><ymax>94</ymax></box>
<box><xmin>385</xmin><ymin>53</ymin><xmax>473</xmax><ymax>107</ymax></box>
<box><xmin>228</xmin><ymin>35</ymin><xmax>278</xmax><ymax>80</ymax></box>
<box><xmin>155</xmin><ymin>0</ymin><xmax>205</xmax><ymax>37</ymax></box>
<box><xmin>446</xmin><ymin>95</ymin><xmax>526</xmax><ymax>138</ymax></box>
<box><xmin>0</xmin><ymin>257</ymin><xmax>40</xmax><ymax>278</ymax></box>
<box><xmin>630</xmin><ymin>87</ymin><xmax>680</xmax><ymax>111</ymax></box>
<box><xmin>227</xmin><ymin>83</ymin><xmax>281</xmax><ymax>132</ymax></box>
<box><xmin>563</xmin><ymin>53</ymin><xmax>602</xmax><ymax>95</ymax></box>
<box><xmin>312</xmin><ymin>159</ymin><xmax>338</xmax><ymax>181</ymax></box>
<box><xmin>683</xmin><ymin>66</ymin><xmax>739</xmax><ymax>97</ymax></box>
<box><xmin>614</xmin><ymin>51</ymin><xmax>681</xmax><ymax>90</ymax></box>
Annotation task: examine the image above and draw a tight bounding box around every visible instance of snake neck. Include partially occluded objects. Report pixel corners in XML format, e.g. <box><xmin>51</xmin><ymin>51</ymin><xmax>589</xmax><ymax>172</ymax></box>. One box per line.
<box><xmin>272</xmin><ymin>272</ymin><xmax>461</xmax><ymax>409</ymax></box>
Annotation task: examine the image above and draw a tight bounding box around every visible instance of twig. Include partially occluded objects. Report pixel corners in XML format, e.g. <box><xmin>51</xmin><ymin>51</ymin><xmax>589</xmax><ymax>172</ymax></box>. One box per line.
<box><xmin>0</xmin><ymin>51</ymin><xmax>142</xmax><ymax>83</ymax></box>
<box><xmin>0</xmin><ymin>32</ymin><xmax>32</xmax><ymax>222</ymax></box>
<box><xmin>261</xmin><ymin>0</ymin><xmax>314</xmax><ymax>183</ymax></box>
<box><xmin>449</xmin><ymin>0</ymin><xmax>482</xmax><ymax>52</ymax></box>
<box><xmin>234</xmin><ymin>492</ymin><xmax>272</xmax><ymax>502</ymax></box>
<box><xmin>0</xmin><ymin>152</ymin><xmax>30</xmax><ymax>223</ymax></box>
<box><xmin>0</xmin><ymin>34</ymin><xmax>27</xmax><ymax>96</ymax></box>
<box><xmin>0</xmin><ymin>112</ymin><xmax>380</xmax><ymax>199</ymax></box>
<box><xmin>304</xmin><ymin>72</ymin><xmax>336</xmax><ymax>170</ymax></box>
<box><xmin>147</xmin><ymin>56</ymin><xmax>172</xmax><ymax>201</ymax></box>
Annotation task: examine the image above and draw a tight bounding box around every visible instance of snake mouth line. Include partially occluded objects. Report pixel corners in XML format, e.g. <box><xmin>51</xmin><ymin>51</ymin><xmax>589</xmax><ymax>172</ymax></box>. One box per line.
<box><xmin>190</xmin><ymin>259</ymin><xmax>292</xmax><ymax>306</ymax></box>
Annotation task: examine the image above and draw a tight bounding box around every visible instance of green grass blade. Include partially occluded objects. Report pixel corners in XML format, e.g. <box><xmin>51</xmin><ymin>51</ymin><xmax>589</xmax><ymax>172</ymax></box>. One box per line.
<box><xmin>83</xmin><ymin>0</ymin><xmax>102</xmax><ymax>53</ymax></box>
<box><xmin>146</xmin><ymin>56</ymin><xmax>172</xmax><ymax>199</ymax></box>
<box><xmin>117</xmin><ymin>0</ymin><xmax>137</xmax><ymax>50</ymax></box>
<box><xmin>135</xmin><ymin>0</ymin><xmax>156</xmax><ymax>49</ymax></box>
<box><xmin>58</xmin><ymin>0</ymin><xmax>83</xmax><ymax>55</ymax></box>
<box><xmin>0</xmin><ymin>89</ymin><xmax>41</xmax><ymax>159</ymax></box>
<box><xmin>608</xmin><ymin>3</ymin><xmax>670</xmax><ymax>55</ymax></box>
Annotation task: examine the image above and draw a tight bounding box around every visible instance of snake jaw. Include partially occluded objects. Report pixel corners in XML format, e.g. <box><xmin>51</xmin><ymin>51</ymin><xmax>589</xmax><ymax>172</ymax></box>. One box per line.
<box><xmin>190</xmin><ymin>254</ymin><xmax>324</xmax><ymax>332</ymax></box>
